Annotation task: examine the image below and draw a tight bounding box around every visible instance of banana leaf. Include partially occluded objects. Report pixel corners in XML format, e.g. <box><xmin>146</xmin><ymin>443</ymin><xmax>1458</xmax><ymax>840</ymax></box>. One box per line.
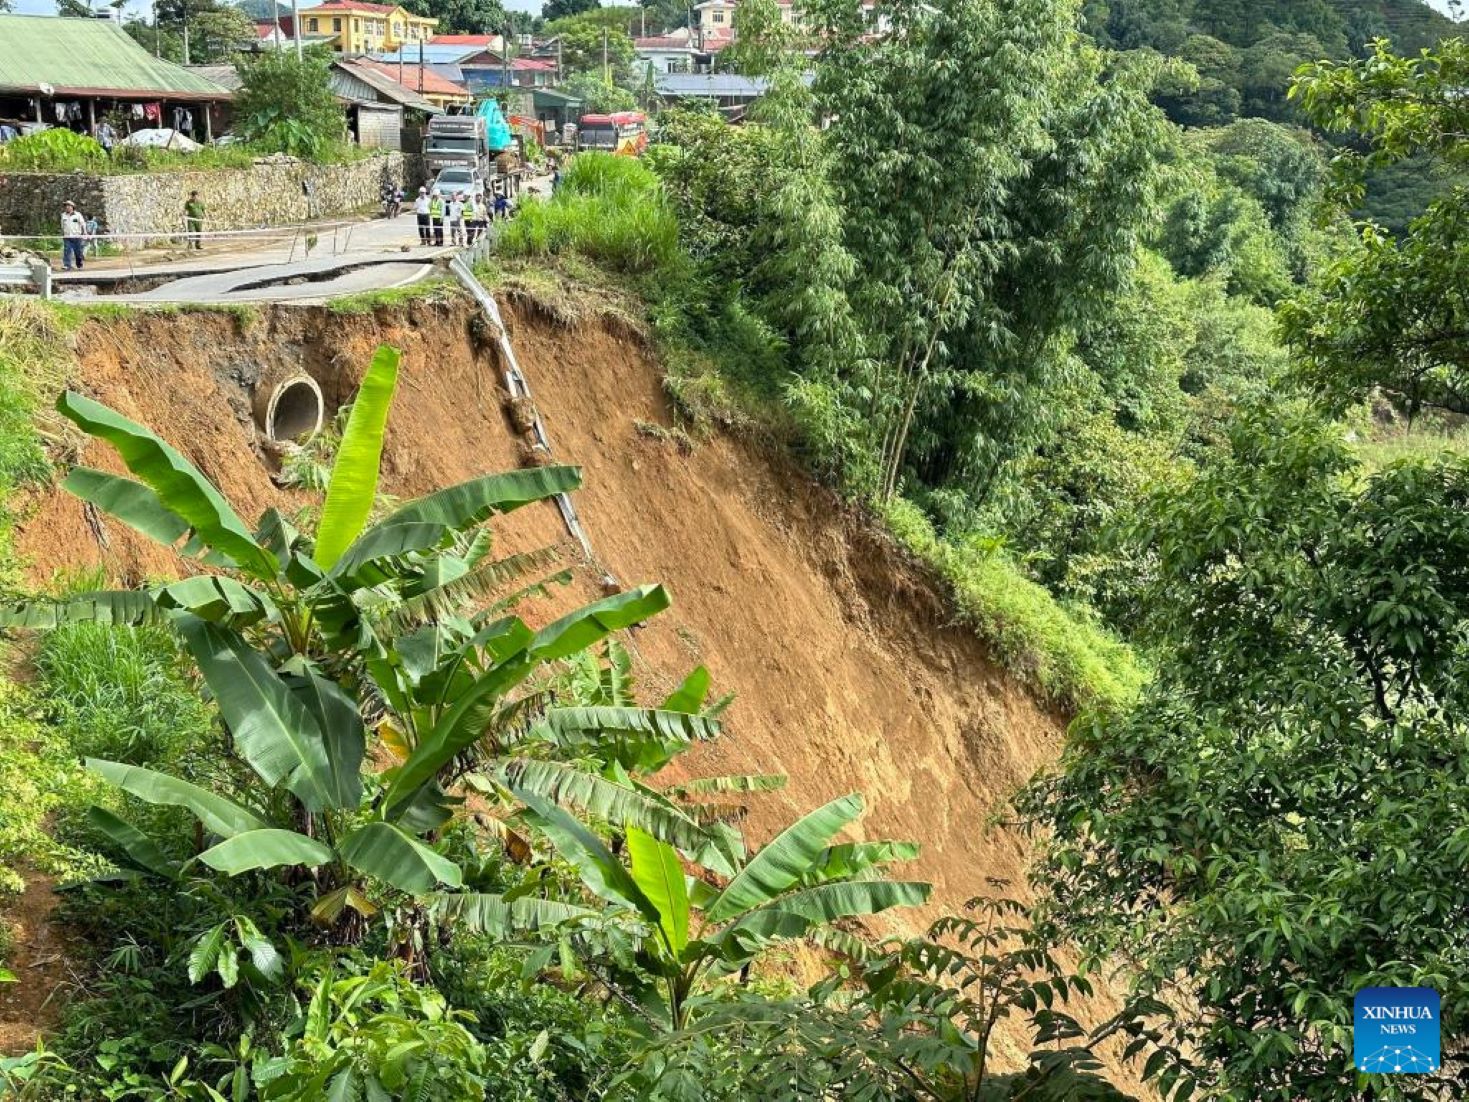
<box><xmin>154</xmin><ymin>575</ymin><xmax>277</xmax><ymax>627</ymax></box>
<box><xmin>722</xmin><ymin>880</ymin><xmax>932</xmax><ymax>941</ymax></box>
<box><xmin>628</xmin><ymin>828</ymin><xmax>689</xmax><ymax>957</ymax></box>
<box><xmin>338</xmin><ymin>821</ymin><xmax>463</xmax><ymax>895</ymax></box>
<box><xmin>517</xmin><ymin>790</ymin><xmax>659</xmax><ymax>924</ymax></box>
<box><xmin>63</xmin><ymin>467</ymin><xmax>189</xmax><ymax>547</ymax></box>
<box><xmin>706</xmin><ymin>793</ymin><xmax>865</xmax><ymax>922</ymax></box>
<box><xmin>314</xmin><ymin>345</ymin><xmax>400</xmax><ymax>570</ymax></box>
<box><xmin>175</xmin><ymin>616</ymin><xmax>338</xmax><ymax>812</ymax></box>
<box><xmin>57</xmin><ymin>393</ymin><xmax>276</xmax><ymax>578</ymax></box>
<box><xmin>327</xmin><ymin>521</ymin><xmax>451</xmax><ymax>588</ymax></box>
<box><xmin>0</xmin><ymin>590</ymin><xmax>162</xmax><ymax>629</ymax></box>
<box><xmin>662</xmin><ymin>666</ymin><xmax>710</xmax><ymax>714</ymax></box>
<box><xmin>280</xmin><ymin>660</ymin><xmax>366</xmax><ymax>811</ymax></box>
<box><xmin>86</xmin><ymin>806</ymin><xmax>181</xmax><ymax>880</ymax></box>
<box><xmin>498</xmin><ymin>758</ymin><xmax>713</xmax><ymax>857</ymax></box>
<box><xmin>198</xmin><ymin>828</ymin><xmax>335</xmax><ymax>874</ymax></box>
<box><xmin>88</xmin><ymin>759</ymin><xmax>267</xmax><ymax>837</ymax></box>
<box><xmin>428</xmin><ymin>892</ymin><xmax>594</xmax><ymax>935</ymax></box>
<box><xmin>376</xmin><ymin>466</ymin><xmax>582</xmax><ymax>531</ymax></box>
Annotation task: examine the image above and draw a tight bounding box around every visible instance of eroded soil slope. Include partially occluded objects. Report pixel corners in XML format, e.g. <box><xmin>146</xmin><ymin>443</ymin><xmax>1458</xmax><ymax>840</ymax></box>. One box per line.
<box><xmin>18</xmin><ymin>294</ymin><xmax>1064</xmax><ymax>922</ymax></box>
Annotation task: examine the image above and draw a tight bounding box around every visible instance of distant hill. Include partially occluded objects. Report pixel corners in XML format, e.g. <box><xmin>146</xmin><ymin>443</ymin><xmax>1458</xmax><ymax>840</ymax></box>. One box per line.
<box><xmin>1326</xmin><ymin>0</ymin><xmax>1458</xmax><ymax>52</ymax></box>
<box><xmin>234</xmin><ymin>0</ymin><xmax>289</xmax><ymax>22</ymax></box>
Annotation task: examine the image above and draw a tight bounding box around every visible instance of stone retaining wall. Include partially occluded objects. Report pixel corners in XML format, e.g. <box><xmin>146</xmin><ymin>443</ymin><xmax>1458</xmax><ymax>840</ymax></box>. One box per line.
<box><xmin>0</xmin><ymin>152</ymin><xmax>407</xmax><ymax>248</ymax></box>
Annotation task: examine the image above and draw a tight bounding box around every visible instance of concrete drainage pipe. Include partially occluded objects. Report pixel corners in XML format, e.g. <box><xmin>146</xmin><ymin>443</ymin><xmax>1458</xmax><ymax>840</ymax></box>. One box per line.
<box><xmin>255</xmin><ymin>375</ymin><xmax>324</xmax><ymax>444</ymax></box>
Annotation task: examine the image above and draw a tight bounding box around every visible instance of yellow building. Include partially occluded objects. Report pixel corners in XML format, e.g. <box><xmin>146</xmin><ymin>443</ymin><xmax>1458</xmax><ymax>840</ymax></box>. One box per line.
<box><xmin>299</xmin><ymin>1</ymin><xmax>436</xmax><ymax>54</ymax></box>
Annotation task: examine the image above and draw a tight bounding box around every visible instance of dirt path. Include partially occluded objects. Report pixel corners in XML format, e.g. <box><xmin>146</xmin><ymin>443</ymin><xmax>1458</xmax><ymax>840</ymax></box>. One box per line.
<box><xmin>0</xmin><ymin>872</ymin><xmax>70</xmax><ymax>1054</ymax></box>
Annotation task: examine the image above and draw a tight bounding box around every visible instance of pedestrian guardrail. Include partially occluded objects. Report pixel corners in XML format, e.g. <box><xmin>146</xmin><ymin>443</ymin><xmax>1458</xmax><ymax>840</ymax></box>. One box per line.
<box><xmin>0</xmin><ymin>257</ymin><xmax>51</xmax><ymax>299</ymax></box>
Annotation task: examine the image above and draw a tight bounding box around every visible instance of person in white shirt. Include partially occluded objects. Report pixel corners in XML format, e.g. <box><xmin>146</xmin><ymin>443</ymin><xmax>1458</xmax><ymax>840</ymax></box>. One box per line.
<box><xmin>413</xmin><ymin>187</ymin><xmax>431</xmax><ymax>245</ymax></box>
<box><xmin>447</xmin><ymin>193</ymin><xmax>465</xmax><ymax>247</ymax></box>
<box><xmin>60</xmin><ymin>201</ymin><xmax>87</xmax><ymax>271</ymax></box>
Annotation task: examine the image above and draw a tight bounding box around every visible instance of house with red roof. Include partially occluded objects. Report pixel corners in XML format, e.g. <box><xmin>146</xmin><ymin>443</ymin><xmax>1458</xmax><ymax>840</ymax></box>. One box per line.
<box><xmin>634</xmin><ymin>29</ymin><xmax>699</xmax><ymax>76</ymax></box>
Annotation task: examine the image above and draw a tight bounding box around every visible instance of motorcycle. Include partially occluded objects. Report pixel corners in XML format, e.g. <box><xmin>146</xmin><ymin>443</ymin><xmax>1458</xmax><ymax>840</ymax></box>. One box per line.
<box><xmin>382</xmin><ymin>188</ymin><xmax>403</xmax><ymax>219</ymax></box>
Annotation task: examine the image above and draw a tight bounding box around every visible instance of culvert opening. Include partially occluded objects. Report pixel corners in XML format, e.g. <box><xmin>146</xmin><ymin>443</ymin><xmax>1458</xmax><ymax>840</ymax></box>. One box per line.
<box><xmin>260</xmin><ymin>377</ymin><xmax>324</xmax><ymax>444</ymax></box>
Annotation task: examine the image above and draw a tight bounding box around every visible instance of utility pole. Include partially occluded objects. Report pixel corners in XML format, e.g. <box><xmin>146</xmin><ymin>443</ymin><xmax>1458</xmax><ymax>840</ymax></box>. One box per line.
<box><xmin>418</xmin><ymin>38</ymin><xmax>424</xmax><ymax>92</ymax></box>
<box><xmin>292</xmin><ymin>0</ymin><xmax>303</xmax><ymax>59</ymax></box>
<box><xmin>602</xmin><ymin>26</ymin><xmax>608</xmax><ymax>83</ymax></box>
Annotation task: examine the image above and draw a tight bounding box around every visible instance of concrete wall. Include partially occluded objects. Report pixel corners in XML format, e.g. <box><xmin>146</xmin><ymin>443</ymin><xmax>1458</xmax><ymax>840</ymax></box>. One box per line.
<box><xmin>0</xmin><ymin>152</ymin><xmax>406</xmax><ymax>247</ymax></box>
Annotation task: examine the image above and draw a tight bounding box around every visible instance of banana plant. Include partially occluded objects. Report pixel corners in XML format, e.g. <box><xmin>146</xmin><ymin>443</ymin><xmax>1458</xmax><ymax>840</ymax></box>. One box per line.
<box><xmin>1</xmin><ymin>345</ymin><xmax>722</xmax><ymax>931</ymax></box>
<box><xmin>522</xmin><ymin>789</ymin><xmax>931</xmax><ymax>1030</ymax></box>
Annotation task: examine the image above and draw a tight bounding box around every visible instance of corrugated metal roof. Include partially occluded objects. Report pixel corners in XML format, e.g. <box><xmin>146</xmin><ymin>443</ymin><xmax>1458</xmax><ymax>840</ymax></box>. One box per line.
<box><xmin>184</xmin><ymin>64</ymin><xmax>242</xmax><ymax>91</ymax></box>
<box><xmin>655</xmin><ymin>73</ymin><xmax>772</xmax><ymax>96</ymax></box>
<box><xmin>332</xmin><ymin>59</ymin><xmax>443</xmax><ymax>113</ymax></box>
<box><xmin>356</xmin><ymin>59</ymin><xmax>467</xmax><ymax>98</ymax></box>
<box><xmin>368</xmin><ymin>44</ymin><xmax>488</xmax><ymax>64</ymax></box>
<box><xmin>0</xmin><ymin>14</ymin><xmax>231</xmax><ymax>99</ymax></box>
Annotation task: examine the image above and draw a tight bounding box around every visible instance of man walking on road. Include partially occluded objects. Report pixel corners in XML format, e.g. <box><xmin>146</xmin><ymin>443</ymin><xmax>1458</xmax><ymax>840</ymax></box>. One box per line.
<box><xmin>184</xmin><ymin>191</ymin><xmax>205</xmax><ymax>251</ymax></box>
<box><xmin>413</xmin><ymin>187</ymin><xmax>431</xmax><ymax>245</ymax></box>
<box><xmin>428</xmin><ymin>191</ymin><xmax>445</xmax><ymax>247</ymax></box>
<box><xmin>59</xmin><ymin>201</ymin><xmax>87</xmax><ymax>271</ymax></box>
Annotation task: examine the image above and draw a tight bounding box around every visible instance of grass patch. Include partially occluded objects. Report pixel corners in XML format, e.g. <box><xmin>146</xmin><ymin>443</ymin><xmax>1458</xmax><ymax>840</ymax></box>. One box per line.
<box><xmin>475</xmin><ymin>255</ymin><xmax>645</xmax><ymax>334</ymax></box>
<box><xmin>36</xmin><ymin>577</ymin><xmax>212</xmax><ymax>767</ymax></box>
<box><xmin>877</xmin><ymin>497</ymin><xmax>1146</xmax><ymax>714</ymax></box>
<box><xmin>498</xmin><ymin>154</ymin><xmax>680</xmax><ymax>275</ymax></box>
<box><xmin>1349</xmin><ymin>416</ymin><xmax>1469</xmax><ymax>471</ymax></box>
<box><xmin>325</xmin><ymin>277</ymin><xmax>456</xmax><ymax>317</ymax></box>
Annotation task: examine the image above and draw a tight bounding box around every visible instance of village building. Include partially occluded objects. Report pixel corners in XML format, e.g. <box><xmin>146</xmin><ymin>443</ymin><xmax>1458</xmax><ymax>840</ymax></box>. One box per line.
<box><xmin>0</xmin><ymin>14</ymin><xmax>230</xmax><ymax>143</ymax></box>
<box><xmin>297</xmin><ymin>1</ymin><xmax>437</xmax><ymax>54</ymax></box>
<box><xmin>633</xmin><ymin>31</ymin><xmax>699</xmax><ymax>77</ymax></box>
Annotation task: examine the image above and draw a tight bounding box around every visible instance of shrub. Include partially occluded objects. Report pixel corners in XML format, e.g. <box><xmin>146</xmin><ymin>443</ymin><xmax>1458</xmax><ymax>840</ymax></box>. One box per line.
<box><xmin>0</xmin><ymin>129</ymin><xmax>106</xmax><ymax>173</ymax></box>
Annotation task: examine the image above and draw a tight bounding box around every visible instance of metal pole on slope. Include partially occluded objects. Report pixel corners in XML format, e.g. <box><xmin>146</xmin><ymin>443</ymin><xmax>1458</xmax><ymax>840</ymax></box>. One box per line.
<box><xmin>292</xmin><ymin>0</ymin><xmax>303</xmax><ymax>59</ymax></box>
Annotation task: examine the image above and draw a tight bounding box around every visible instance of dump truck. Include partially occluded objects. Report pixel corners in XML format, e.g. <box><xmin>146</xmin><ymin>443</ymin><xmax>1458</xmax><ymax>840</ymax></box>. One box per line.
<box><xmin>423</xmin><ymin>103</ymin><xmax>527</xmax><ymax>197</ymax></box>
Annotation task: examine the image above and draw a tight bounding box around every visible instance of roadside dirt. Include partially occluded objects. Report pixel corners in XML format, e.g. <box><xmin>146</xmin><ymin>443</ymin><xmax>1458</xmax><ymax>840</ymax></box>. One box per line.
<box><xmin>9</xmin><ymin>294</ymin><xmax>1090</xmax><ymax>1074</ymax></box>
<box><xmin>0</xmin><ymin>872</ymin><xmax>69</xmax><ymax>1053</ymax></box>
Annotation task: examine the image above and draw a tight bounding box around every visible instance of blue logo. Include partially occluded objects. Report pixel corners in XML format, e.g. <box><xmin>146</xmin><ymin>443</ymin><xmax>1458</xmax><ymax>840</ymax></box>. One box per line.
<box><xmin>1354</xmin><ymin>987</ymin><xmax>1440</xmax><ymax>1075</ymax></box>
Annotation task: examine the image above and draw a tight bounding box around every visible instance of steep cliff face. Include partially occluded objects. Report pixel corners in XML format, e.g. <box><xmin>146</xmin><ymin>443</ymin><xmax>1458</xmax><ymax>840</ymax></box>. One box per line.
<box><xmin>19</xmin><ymin>293</ymin><xmax>1065</xmax><ymax>924</ymax></box>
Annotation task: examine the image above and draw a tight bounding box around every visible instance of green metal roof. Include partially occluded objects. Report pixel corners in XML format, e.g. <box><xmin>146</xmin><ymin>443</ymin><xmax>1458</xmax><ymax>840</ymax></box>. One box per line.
<box><xmin>0</xmin><ymin>15</ymin><xmax>231</xmax><ymax>100</ymax></box>
<box><xmin>532</xmin><ymin>88</ymin><xmax>583</xmax><ymax>107</ymax></box>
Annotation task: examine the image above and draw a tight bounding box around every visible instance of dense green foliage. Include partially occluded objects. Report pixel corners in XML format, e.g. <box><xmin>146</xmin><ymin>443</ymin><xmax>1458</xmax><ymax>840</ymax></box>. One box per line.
<box><xmin>2</xmin><ymin>0</ymin><xmax>1467</xmax><ymax>1096</ymax></box>
<box><xmin>1014</xmin><ymin>32</ymin><xmax>1469</xmax><ymax>1102</ymax></box>
<box><xmin>232</xmin><ymin>48</ymin><xmax>348</xmax><ymax>160</ymax></box>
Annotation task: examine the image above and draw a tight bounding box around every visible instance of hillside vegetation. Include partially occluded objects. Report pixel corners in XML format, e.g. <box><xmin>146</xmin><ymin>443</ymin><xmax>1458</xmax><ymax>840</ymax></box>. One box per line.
<box><xmin>0</xmin><ymin>0</ymin><xmax>1466</xmax><ymax>1099</ymax></box>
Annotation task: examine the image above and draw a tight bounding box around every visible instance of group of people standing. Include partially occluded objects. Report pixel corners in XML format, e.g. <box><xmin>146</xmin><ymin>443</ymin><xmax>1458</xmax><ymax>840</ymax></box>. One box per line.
<box><xmin>407</xmin><ymin>186</ymin><xmax>512</xmax><ymax>248</ymax></box>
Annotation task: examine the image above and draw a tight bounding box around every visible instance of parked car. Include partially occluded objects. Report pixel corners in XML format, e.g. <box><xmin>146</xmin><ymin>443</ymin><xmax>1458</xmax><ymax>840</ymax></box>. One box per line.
<box><xmin>429</xmin><ymin>166</ymin><xmax>486</xmax><ymax>206</ymax></box>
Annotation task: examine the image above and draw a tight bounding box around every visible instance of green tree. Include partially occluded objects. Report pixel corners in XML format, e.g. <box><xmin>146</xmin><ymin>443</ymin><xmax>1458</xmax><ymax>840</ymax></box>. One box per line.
<box><xmin>1282</xmin><ymin>37</ymin><xmax>1469</xmax><ymax>417</ymax></box>
<box><xmin>561</xmin><ymin>69</ymin><xmax>638</xmax><ymax>112</ymax></box>
<box><xmin>232</xmin><ymin>46</ymin><xmax>345</xmax><ymax>159</ymax></box>
<box><xmin>3</xmin><ymin>349</ymin><xmax>715</xmax><ymax>942</ymax></box>
<box><xmin>532</xmin><ymin>791</ymin><xmax>928</xmax><ymax>1031</ymax></box>
<box><xmin>402</xmin><ymin>0</ymin><xmax>508</xmax><ymax>35</ymax></box>
<box><xmin>542</xmin><ymin>0</ymin><xmax>599</xmax><ymax>21</ymax></box>
<box><xmin>807</xmin><ymin>0</ymin><xmax>1172</xmax><ymax>503</ymax></box>
<box><xmin>1017</xmin><ymin>404</ymin><xmax>1469</xmax><ymax>1099</ymax></box>
<box><xmin>549</xmin><ymin>10</ymin><xmax>636</xmax><ymax>73</ymax></box>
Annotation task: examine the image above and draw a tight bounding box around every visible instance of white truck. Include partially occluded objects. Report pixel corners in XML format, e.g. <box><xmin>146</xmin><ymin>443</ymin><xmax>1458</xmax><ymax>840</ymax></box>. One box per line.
<box><xmin>424</xmin><ymin>114</ymin><xmax>491</xmax><ymax>178</ymax></box>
